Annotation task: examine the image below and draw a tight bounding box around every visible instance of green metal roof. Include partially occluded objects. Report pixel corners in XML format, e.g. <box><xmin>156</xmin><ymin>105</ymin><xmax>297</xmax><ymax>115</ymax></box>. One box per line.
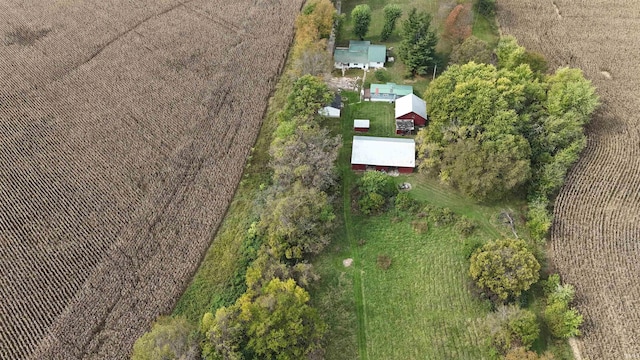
<box><xmin>334</xmin><ymin>40</ymin><xmax>386</xmax><ymax>64</ymax></box>
<box><xmin>368</xmin><ymin>45</ymin><xmax>386</xmax><ymax>63</ymax></box>
<box><xmin>369</xmin><ymin>83</ymin><xmax>413</xmax><ymax>96</ymax></box>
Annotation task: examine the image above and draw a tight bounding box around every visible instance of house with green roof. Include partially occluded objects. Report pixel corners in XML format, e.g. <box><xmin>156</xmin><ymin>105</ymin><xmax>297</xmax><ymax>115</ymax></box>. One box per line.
<box><xmin>333</xmin><ymin>40</ymin><xmax>386</xmax><ymax>71</ymax></box>
<box><xmin>364</xmin><ymin>83</ymin><xmax>414</xmax><ymax>103</ymax></box>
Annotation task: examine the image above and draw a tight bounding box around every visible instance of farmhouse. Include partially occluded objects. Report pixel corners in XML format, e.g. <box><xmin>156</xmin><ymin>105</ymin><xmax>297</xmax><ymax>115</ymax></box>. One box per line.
<box><xmin>395</xmin><ymin>94</ymin><xmax>427</xmax><ymax>134</ymax></box>
<box><xmin>351</xmin><ymin>136</ymin><xmax>415</xmax><ymax>173</ymax></box>
<box><xmin>353</xmin><ymin>119</ymin><xmax>370</xmax><ymax>132</ymax></box>
<box><xmin>334</xmin><ymin>40</ymin><xmax>386</xmax><ymax>71</ymax></box>
<box><xmin>364</xmin><ymin>83</ymin><xmax>413</xmax><ymax>102</ymax></box>
<box><xmin>319</xmin><ymin>93</ymin><xmax>342</xmax><ymax>118</ymax></box>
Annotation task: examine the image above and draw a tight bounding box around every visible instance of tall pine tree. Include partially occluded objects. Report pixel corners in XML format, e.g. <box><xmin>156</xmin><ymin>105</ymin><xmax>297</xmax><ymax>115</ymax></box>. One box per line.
<box><xmin>398</xmin><ymin>8</ymin><xmax>438</xmax><ymax>77</ymax></box>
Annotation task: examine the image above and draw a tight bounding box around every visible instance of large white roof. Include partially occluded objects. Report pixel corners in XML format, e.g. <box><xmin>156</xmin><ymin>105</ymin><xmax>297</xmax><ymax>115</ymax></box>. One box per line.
<box><xmin>351</xmin><ymin>136</ymin><xmax>415</xmax><ymax>168</ymax></box>
<box><xmin>395</xmin><ymin>93</ymin><xmax>427</xmax><ymax>120</ymax></box>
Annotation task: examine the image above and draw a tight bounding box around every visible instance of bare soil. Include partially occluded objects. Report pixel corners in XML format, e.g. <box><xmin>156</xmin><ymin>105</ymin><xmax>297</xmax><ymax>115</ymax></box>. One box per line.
<box><xmin>498</xmin><ymin>1</ymin><xmax>640</xmax><ymax>358</ymax></box>
<box><xmin>0</xmin><ymin>0</ymin><xmax>303</xmax><ymax>358</ymax></box>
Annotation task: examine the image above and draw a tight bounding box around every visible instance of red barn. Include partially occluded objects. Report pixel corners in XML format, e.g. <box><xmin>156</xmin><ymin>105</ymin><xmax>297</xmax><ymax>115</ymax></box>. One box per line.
<box><xmin>351</xmin><ymin>136</ymin><xmax>415</xmax><ymax>174</ymax></box>
<box><xmin>395</xmin><ymin>94</ymin><xmax>427</xmax><ymax>134</ymax></box>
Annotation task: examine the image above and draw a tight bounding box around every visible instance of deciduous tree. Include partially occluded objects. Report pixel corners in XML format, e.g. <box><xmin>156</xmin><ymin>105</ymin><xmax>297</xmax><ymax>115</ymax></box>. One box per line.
<box><xmin>449</xmin><ymin>36</ymin><xmax>492</xmax><ymax>65</ymax></box>
<box><xmin>470</xmin><ymin>238</ymin><xmax>540</xmax><ymax>301</ymax></box>
<box><xmin>380</xmin><ymin>4</ymin><xmax>402</xmax><ymax>41</ymax></box>
<box><xmin>260</xmin><ymin>183</ymin><xmax>335</xmax><ymax>259</ymax></box>
<box><xmin>351</xmin><ymin>4</ymin><xmax>371</xmax><ymax>40</ymax></box>
<box><xmin>132</xmin><ymin>317</ymin><xmax>199</xmax><ymax>360</ymax></box>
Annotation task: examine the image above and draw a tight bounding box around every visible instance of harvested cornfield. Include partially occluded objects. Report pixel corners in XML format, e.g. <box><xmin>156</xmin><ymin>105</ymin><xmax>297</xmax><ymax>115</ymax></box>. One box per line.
<box><xmin>498</xmin><ymin>1</ymin><xmax>640</xmax><ymax>359</ymax></box>
<box><xmin>0</xmin><ymin>0</ymin><xmax>303</xmax><ymax>358</ymax></box>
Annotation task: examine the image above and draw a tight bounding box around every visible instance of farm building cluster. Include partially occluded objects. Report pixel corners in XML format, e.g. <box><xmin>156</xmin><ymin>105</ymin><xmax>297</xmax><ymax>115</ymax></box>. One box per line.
<box><xmin>329</xmin><ymin>40</ymin><xmax>431</xmax><ymax>174</ymax></box>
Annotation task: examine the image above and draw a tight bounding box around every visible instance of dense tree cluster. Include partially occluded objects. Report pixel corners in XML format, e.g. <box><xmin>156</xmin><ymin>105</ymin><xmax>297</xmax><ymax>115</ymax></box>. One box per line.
<box><xmin>417</xmin><ymin>37</ymin><xmax>598</xmax><ymax>203</ymax></box>
<box><xmin>292</xmin><ymin>0</ymin><xmax>336</xmax><ymax>76</ymax></box>
<box><xmin>199</xmin><ymin>72</ymin><xmax>339</xmax><ymax>360</ymax></box>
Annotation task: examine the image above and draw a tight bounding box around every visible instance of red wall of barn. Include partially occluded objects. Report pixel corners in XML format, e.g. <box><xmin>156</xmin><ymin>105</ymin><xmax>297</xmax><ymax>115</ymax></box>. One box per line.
<box><xmin>352</xmin><ymin>164</ymin><xmax>366</xmax><ymax>171</ymax></box>
<box><xmin>354</xmin><ymin>127</ymin><xmax>369</xmax><ymax>132</ymax></box>
<box><xmin>397</xmin><ymin>112</ymin><xmax>427</xmax><ymax>126</ymax></box>
<box><xmin>398</xmin><ymin>167</ymin><xmax>413</xmax><ymax>174</ymax></box>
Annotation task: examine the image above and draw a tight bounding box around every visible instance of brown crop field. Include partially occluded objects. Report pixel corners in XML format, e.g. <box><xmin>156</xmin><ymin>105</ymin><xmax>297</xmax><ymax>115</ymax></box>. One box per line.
<box><xmin>0</xmin><ymin>0</ymin><xmax>303</xmax><ymax>358</ymax></box>
<box><xmin>498</xmin><ymin>1</ymin><xmax>640</xmax><ymax>359</ymax></box>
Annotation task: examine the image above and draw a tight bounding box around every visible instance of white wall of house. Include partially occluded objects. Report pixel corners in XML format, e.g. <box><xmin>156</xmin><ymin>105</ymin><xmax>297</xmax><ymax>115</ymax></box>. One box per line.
<box><xmin>369</xmin><ymin>61</ymin><xmax>384</xmax><ymax>69</ymax></box>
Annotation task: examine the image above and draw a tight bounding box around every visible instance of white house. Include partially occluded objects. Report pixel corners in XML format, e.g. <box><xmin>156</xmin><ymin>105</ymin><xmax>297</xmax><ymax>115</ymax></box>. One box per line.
<box><xmin>334</xmin><ymin>41</ymin><xmax>386</xmax><ymax>71</ymax></box>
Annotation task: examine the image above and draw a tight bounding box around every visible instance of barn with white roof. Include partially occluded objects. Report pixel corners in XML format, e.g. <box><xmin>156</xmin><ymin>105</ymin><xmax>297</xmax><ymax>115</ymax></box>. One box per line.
<box><xmin>351</xmin><ymin>136</ymin><xmax>415</xmax><ymax>173</ymax></box>
<box><xmin>395</xmin><ymin>93</ymin><xmax>427</xmax><ymax>134</ymax></box>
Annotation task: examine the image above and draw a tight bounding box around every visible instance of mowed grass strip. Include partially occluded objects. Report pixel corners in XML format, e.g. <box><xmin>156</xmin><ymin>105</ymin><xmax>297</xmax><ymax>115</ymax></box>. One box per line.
<box><xmin>353</xmin><ymin>213</ymin><xmax>491</xmax><ymax>359</ymax></box>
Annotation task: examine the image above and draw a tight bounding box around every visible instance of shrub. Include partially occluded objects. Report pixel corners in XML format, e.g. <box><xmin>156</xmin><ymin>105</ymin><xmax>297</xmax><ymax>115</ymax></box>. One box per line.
<box><xmin>132</xmin><ymin>316</ymin><xmax>198</xmax><ymax>360</ymax></box>
<box><xmin>358</xmin><ymin>171</ymin><xmax>398</xmax><ymax>198</ymax></box>
<box><xmin>443</xmin><ymin>4</ymin><xmax>472</xmax><ymax>44</ymax></box>
<box><xmin>411</xmin><ymin>220</ymin><xmax>429</xmax><ymax>234</ymax></box>
<box><xmin>374</xmin><ymin>69</ymin><xmax>390</xmax><ymax>83</ymax></box>
<box><xmin>395</xmin><ymin>192</ymin><xmax>419</xmax><ymax>212</ymax></box>
<box><xmin>449</xmin><ymin>36</ymin><xmax>492</xmax><ymax>65</ymax></box>
<box><xmin>485</xmin><ymin>305</ymin><xmax>540</xmax><ymax>355</ymax></box>
<box><xmin>543</xmin><ymin>276</ymin><xmax>583</xmax><ymax>339</ymax></box>
<box><xmin>475</xmin><ymin>0</ymin><xmax>496</xmax><ymax>17</ymax></box>
<box><xmin>455</xmin><ymin>216</ymin><xmax>478</xmax><ymax>236</ymax></box>
<box><xmin>544</xmin><ymin>300</ymin><xmax>583</xmax><ymax>339</ymax></box>
<box><xmin>359</xmin><ymin>192</ymin><xmax>386</xmax><ymax>215</ymax></box>
<box><xmin>430</xmin><ymin>207</ymin><xmax>457</xmax><ymax>226</ymax></box>
<box><xmin>526</xmin><ymin>198</ymin><xmax>552</xmax><ymax>243</ymax></box>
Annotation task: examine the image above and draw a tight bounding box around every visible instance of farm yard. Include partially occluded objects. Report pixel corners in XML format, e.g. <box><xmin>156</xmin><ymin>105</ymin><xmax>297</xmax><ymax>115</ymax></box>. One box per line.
<box><xmin>498</xmin><ymin>0</ymin><xmax>640</xmax><ymax>358</ymax></box>
<box><xmin>0</xmin><ymin>0</ymin><xmax>303</xmax><ymax>358</ymax></box>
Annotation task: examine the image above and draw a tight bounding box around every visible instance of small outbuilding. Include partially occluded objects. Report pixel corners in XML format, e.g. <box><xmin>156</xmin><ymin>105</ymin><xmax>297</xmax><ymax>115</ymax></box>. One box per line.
<box><xmin>351</xmin><ymin>136</ymin><xmax>415</xmax><ymax>173</ymax></box>
<box><xmin>353</xmin><ymin>119</ymin><xmax>370</xmax><ymax>132</ymax></box>
<box><xmin>319</xmin><ymin>93</ymin><xmax>342</xmax><ymax>118</ymax></box>
<box><xmin>394</xmin><ymin>94</ymin><xmax>427</xmax><ymax>134</ymax></box>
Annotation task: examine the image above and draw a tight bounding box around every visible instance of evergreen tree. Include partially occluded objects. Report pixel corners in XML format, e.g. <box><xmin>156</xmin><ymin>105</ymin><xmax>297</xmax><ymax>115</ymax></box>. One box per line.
<box><xmin>398</xmin><ymin>8</ymin><xmax>438</xmax><ymax>76</ymax></box>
